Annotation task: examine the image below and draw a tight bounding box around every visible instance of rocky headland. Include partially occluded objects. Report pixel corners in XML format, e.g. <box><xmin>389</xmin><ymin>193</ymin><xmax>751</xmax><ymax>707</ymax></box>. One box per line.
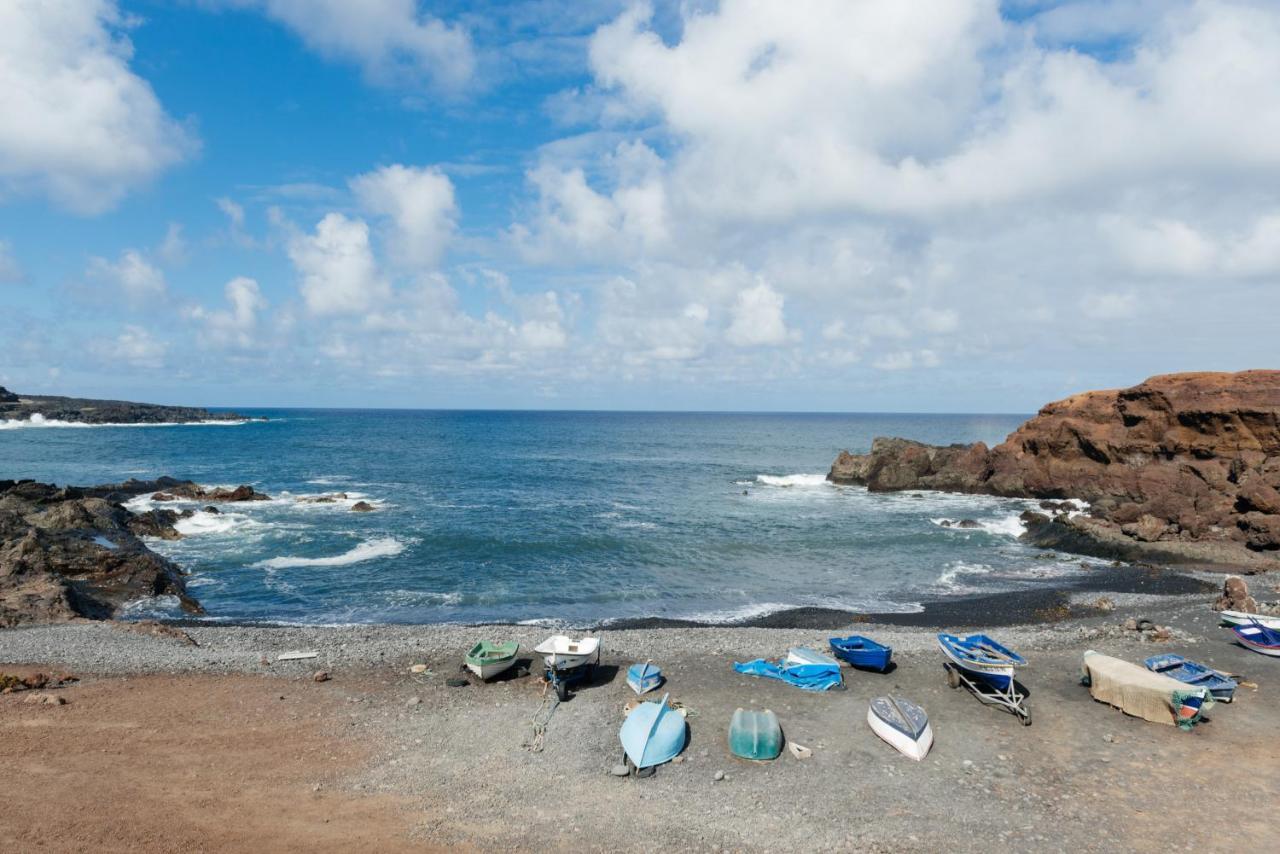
<box><xmin>0</xmin><ymin>386</ymin><xmax>247</xmax><ymax>425</ymax></box>
<box><xmin>829</xmin><ymin>370</ymin><xmax>1280</xmax><ymax>569</ymax></box>
<box><xmin>0</xmin><ymin>477</ymin><xmax>271</xmax><ymax>627</ymax></box>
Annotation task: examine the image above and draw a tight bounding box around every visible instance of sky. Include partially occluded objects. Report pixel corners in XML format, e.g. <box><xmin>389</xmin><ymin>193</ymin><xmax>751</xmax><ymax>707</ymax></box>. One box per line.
<box><xmin>1</xmin><ymin>0</ymin><xmax>1278</xmax><ymax>413</ymax></box>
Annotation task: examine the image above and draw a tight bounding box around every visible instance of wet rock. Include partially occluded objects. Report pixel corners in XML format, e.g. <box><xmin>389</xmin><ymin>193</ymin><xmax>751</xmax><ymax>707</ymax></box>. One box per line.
<box><xmin>351</xmin><ymin>501</ymin><xmax>376</xmax><ymax>512</ymax></box>
<box><xmin>955</xmin><ymin>519</ymin><xmax>981</xmax><ymax>529</ymax></box>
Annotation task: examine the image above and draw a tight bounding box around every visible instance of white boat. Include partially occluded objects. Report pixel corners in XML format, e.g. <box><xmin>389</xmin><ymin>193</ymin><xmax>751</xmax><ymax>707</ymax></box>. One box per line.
<box><xmin>533</xmin><ymin>635</ymin><xmax>601</xmax><ymax>670</ymax></box>
<box><xmin>785</xmin><ymin>647</ymin><xmax>841</xmax><ymax>668</ymax></box>
<box><xmin>1219</xmin><ymin>610</ymin><xmax>1280</xmax><ymax>630</ymax></box>
<box><xmin>867</xmin><ymin>696</ymin><xmax>933</xmax><ymax>761</ymax></box>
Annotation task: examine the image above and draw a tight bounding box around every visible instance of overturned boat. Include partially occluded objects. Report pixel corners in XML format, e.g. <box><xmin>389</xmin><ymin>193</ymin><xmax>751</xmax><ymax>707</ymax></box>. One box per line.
<box><xmin>619</xmin><ymin>692</ymin><xmax>687</xmax><ymax>770</ymax></box>
<box><xmin>867</xmin><ymin>696</ymin><xmax>933</xmax><ymax>761</ymax></box>
<box><xmin>626</xmin><ymin>660</ymin><xmax>663</xmax><ymax>696</ymax></box>
<box><xmin>728</xmin><ymin>708</ymin><xmax>782</xmax><ymax>761</ymax></box>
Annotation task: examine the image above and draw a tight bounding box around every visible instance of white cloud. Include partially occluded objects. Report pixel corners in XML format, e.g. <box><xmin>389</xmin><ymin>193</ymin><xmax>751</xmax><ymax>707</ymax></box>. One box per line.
<box><xmin>1081</xmin><ymin>291</ymin><xmax>1139</xmax><ymax>320</ymax></box>
<box><xmin>98</xmin><ymin>325</ymin><xmax>167</xmax><ymax>368</ymax></box>
<box><xmin>188</xmin><ymin>276</ymin><xmax>268</xmax><ymax>349</ymax></box>
<box><xmin>224</xmin><ymin>0</ymin><xmax>475</xmax><ymax>92</ymax></box>
<box><xmin>351</xmin><ymin>164</ymin><xmax>457</xmax><ymax>269</ymax></box>
<box><xmin>0</xmin><ymin>240</ymin><xmax>21</xmax><ymax>283</ymax></box>
<box><xmin>726</xmin><ymin>281</ymin><xmax>791</xmax><ymax>347</ymax></box>
<box><xmin>88</xmin><ymin>249</ymin><xmax>166</xmax><ymax>302</ymax></box>
<box><xmin>0</xmin><ymin>1</ymin><xmax>195</xmax><ymax>213</ymax></box>
<box><xmin>287</xmin><ymin>213</ymin><xmax>389</xmax><ymax>315</ymax></box>
<box><xmin>156</xmin><ymin>223</ymin><xmax>188</xmax><ymax>266</ymax></box>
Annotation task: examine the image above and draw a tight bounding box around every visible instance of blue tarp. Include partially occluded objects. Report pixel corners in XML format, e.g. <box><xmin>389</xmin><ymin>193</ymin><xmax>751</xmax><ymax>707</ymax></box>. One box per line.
<box><xmin>733</xmin><ymin>658</ymin><xmax>844</xmax><ymax>692</ymax></box>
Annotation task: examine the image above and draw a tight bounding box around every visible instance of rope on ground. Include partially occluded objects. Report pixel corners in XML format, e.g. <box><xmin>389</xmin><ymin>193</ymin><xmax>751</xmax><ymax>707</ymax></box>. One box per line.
<box><xmin>525</xmin><ymin>692</ymin><xmax>561</xmax><ymax>753</ymax></box>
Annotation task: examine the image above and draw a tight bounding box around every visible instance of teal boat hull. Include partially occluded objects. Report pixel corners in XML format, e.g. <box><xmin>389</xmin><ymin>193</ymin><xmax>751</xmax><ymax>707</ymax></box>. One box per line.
<box><xmin>729</xmin><ymin>708</ymin><xmax>782</xmax><ymax>760</ymax></box>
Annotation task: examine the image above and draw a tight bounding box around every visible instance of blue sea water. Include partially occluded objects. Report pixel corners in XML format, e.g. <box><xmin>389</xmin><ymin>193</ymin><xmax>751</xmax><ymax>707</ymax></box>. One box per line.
<box><xmin>0</xmin><ymin>410</ymin><xmax>1096</xmax><ymax>625</ymax></box>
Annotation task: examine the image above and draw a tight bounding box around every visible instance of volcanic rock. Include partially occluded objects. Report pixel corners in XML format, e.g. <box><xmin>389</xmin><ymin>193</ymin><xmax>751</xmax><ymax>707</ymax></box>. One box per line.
<box><xmin>0</xmin><ymin>388</ymin><xmax>246</xmax><ymax>424</ymax></box>
<box><xmin>829</xmin><ymin>371</ymin><xmax>1280</xmax><ymax>568</ymax></box>
<box><xmin>1212</xmin><ymin>576</ymin><xmax>1259</xmax><ymax>613</ymax></box>
<box><xmin>350</xmin><ymin>501</ymin><xmax>375</xmax><ymax>512</ymax></box>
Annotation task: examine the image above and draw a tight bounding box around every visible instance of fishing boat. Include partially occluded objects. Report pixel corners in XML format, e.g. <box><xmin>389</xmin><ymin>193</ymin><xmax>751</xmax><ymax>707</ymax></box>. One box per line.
<box><xmin>1082</xmin><ymin>651</ymin><xmax>1212</xmax><ymax>729</ymax></box>
<box><xmin>785</xmin><ymin>647</ymin><xmax>841</xmax><ymax>668</ymax></box>
<box><xmin>728</xmin><ymin>708</ymin><xmax>782</xmax><ymax>761</ymax></box>
<box><xmin>1144</xmin><ymin>653</ymin><xmax>1237</xmax><ymax>702</ymax></box>
<box><xmin>937</xmin><ymin>633</ymin><xmax>1026</xmax><ymax>690</ymax></box>
<box><xmin>464</xmin><ymin>640</ymin><xmax>519</xmax><ymax>680</ymax></box>
<box><xmin>828</xmin><ymin>635</ymin><xmax>892</xmax><ymax>672</ymax></box>
<box><xmin>533</xmin><ymin>635</ymin><xmax>601</xmax><ymax>670</ymax></box>
<box><xmin>619</xmin><ymin>692</ymin><xmax>687</xmax><ymax>770</ymax></box>
<box><xmin>867</xmin><ymin>696</ymin><xmax>933</xmax><ymax>761</ymax></box>
<box><xmin>626</xmin><ymin>660</ymin><xmax>663</xmax><ymax>695</ymax></box>
<box><xmin>1232</xmin><ymin>621</ymin><xmax>1280</xmax><ymax>657</ymax></box>
<box><xmin>1219</xmin><ymin>610</ymin><xmax>1280</xmax><ymax>630</ymax></box>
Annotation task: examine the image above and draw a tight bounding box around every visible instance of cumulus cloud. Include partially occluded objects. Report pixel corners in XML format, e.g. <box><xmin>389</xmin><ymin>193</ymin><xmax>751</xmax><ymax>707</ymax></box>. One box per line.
<box><xmin>87</xmin><ymin>249</ymin><xmax>167</xmax><ymax>303</ymax></box>
<box><xmin>188</xmin><ymin>276</ymin><xmax>268</xmax><ymax>349</ymax></box>
<box><xmin>351</xmin><ymin>164</ymin><xmax>457</xmax><ymax>269</ymax></box>
<box><xmin>726</xmin><ymin>281</ymin><xmax>791</xmax><ymax>347</ymax></box>
<box><xmin>221</xmin><ymin>0</ymin><xmax>475</xmax><ymax>92</ymax></box>
<box><xmin>0</xmin><ymin>1</ymin><xmax>195</xmax><ymax>213</ymax></box>
<box><xmin>287</xmin><ymin>213</ymin><xmax>389</xmax><ymax>315</ymax></box>
<box><xmin>96</xmin><ymin>325</ymin><xmax>167</xmax><ymax>368</ymax></box>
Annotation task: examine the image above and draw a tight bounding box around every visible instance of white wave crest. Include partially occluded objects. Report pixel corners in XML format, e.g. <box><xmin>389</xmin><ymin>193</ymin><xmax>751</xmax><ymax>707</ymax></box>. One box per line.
<box><xmin>0</xmin><ymin>413</ymin><xmax>248</xmax><ymax>430</ymax></box>
<box><xmin>252</xmin><ymin>537</ymin><xmax>406</xmax><ymax>570</ymax></box>
<box><xmin>755</xmin><ymin>473</ymin><xmax>829</xmax><ymax>488</ymax></box>
<box><xmin>933</xmin><ymin>561</ymin><xmax>994</xmax><ymax>592</ymax></box>
<box><xmin>174</xmin><ymin>510</ymin><xmax>256</xmax><ymax>536</ymax></box>
<box><xmin>931</xmin><ymin>514</ymin><xmax>1027</xmax><ymax>537</ymax></box>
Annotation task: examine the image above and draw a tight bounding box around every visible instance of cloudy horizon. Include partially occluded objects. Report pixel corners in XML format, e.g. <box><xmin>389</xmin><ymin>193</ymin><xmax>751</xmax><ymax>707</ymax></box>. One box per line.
<box><xmin>2</xmin><ymin>0</ymin><xmax>1278</xmax><ymax>412</ymax></box>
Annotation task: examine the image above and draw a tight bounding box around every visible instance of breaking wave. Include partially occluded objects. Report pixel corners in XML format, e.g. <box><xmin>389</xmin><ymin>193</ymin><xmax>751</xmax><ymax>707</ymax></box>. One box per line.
<box><xmin>754</xmin><ymin>473</ymin><xmax>829</xmax><ymax>487</ymax></box>
<box><xmin>252</xmin><ymin>537</ymin><xmax>406</xmax><ymax>570</ymax></box>
<box><xmin>0</xmin><ymin>414</ymin><xmax>247</xmax><ymax>430</ymax></box>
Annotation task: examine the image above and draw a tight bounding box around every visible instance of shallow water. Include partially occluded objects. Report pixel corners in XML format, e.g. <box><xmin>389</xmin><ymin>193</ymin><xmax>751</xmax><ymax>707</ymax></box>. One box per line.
<box><xmin>0</xmin><ymin>409</ymin><xmax>1101</xmax><ymax>625</ymax></box>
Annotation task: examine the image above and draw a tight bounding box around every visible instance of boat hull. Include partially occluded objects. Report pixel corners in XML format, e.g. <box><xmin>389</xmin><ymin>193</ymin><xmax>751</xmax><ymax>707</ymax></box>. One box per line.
<box><xmin>464</xmin><ymin>641</ymin><xmax>519</xmax><ymax>681</ymax></box>
<box><xmin>828</xmin><ymin>636</ymin><xmax>892</xmax><ymax>672</ymax></box>
<box><xmin>1219</xmin><ymin>610</ymin><xmax>1280</xmax><ymax>630</ymax></box>
<box><xmin>1232</xmin><ymin>623</ymin><xmax>1280</xmax><ymax>657</ymax></box>
<box><xmin>619</xmin><ymin>692</ymin><xmax>686</xmax><ymax>769</ymax></box>
<box><xmin>728</xmin><ymin>708</ymin><xmax>782</xmax><ymax>761</ymax></box>
<box><xmin>867</xmin><ymin>699</ymin><xmax>932</xmax><ymax>761</ymax></box>
<box><xmin>937</xmin><ymin>633</ymin><xmax>1023</xmax><ymax>690</ymax></box>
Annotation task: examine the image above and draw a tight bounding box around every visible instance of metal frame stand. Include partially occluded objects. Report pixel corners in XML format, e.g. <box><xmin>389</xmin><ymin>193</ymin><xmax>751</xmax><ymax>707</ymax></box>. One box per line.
<box><xmin>944</xmin><ymin>662</ymin><xmax>1032</xmax><ymax>726</ymax></box>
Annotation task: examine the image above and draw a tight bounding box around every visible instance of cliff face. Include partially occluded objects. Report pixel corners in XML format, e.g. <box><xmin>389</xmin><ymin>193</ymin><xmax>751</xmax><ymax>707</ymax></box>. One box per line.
<box><xmin>829</xmin><ymin>371</ymin><xmax>1280</xmax><ymax>568</ymax></box>
<box><xmin>0</xmin><ymin>387</ymin><xmax>245</xmax><ymax>424</ymax></box>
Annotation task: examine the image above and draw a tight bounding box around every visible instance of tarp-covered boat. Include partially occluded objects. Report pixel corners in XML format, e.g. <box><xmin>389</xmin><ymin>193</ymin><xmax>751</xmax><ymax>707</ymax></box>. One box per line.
<box><xmin>1232</xmin><ymin>621</ymin><xmax>1280</xmax><ymax>657</ymax></box>
<box><xmin>1081</xmin><ymin>650</ymin><xmax>1213</xmax><ymax>729</ymax></box>
<box><xmin>867</xmin><ymin>696</ymin><xmax>932</xmax><ymax>761</ymax></box>
<box><xmin>626</xmin><ymin>660</ymin><xmax>663</xmax><ymax>695</ymax></box>
<box><xmin>464</xmin><ymin>640</ymin><xmax>519</xmax><ymax>680</ymax></box>
<box><xmin>1144</xmin><ymin>653</ymin><xmax>1237</xmax><ymax>702</ymax></box>
<box><xmin>619</xmin><ymin>692</ymin><xmax>687</xmax><ymax>769</ymax></box>
<box><xmin>728</xmin><ymin>708</ymin><xmax>782</xmax><ymax>760</ymax></box>
<box><xmin>828</xmin><ymin>635</ymin><xmax>892</xmax><ymax>672</ymax></box>
<box><xmin>733</xmin><ymin>648</ymin><xmax>843</xmax><ymax>692</ymax></box>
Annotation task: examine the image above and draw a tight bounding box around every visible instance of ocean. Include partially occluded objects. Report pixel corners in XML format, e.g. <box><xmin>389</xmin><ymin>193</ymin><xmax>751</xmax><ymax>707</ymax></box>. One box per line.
<box><xmin>0</xmin><ymin>409</ymin><xmax>1099</xmax><ymax>626</ymax></box>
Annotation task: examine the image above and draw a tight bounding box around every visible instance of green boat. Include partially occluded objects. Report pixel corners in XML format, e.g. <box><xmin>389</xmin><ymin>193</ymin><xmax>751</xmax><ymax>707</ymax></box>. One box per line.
<box><xmin>729</xmin><ymin>708</ymin><xmax>782</xmax><ymax>760</ymax></box>
<box><xmin>465</xmin><ymin>640</ymin><xmax>519</xmax><ymax>680</ymax></box>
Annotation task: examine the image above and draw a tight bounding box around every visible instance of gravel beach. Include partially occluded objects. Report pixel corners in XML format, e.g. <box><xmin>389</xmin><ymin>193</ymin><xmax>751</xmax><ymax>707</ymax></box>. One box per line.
<box><xmin>4</xmin><ymin>581</ymin><xmax>1279</xmax><ymax>852</ymax></box>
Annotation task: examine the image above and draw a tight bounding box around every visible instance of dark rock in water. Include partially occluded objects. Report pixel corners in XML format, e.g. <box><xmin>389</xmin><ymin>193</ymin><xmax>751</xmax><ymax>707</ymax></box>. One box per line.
<box><xmin>828</xmin><ymin>371</ymin><xmax>1280</xmax><ymax>569</ymax></box>
<box><xmin>1212</xmin><ymin>576</ymin><xmax>1259</xmax><ymax>613</ymax></box>
<box><xmin>350</xmin><ymin>501</ymin><xmax>375</xmax><ymax>512</ymax></box>
<box><xmin>0</xmin><ymin>387</ymin><xmax>248</xmax><ymax>425</ymax></box>
<box><xmin>0</xmin><ymin>478</ymin><xmax>203</xmax><ymax>627</ymax></box>
<box><xmin>127</xmin><ymin>509</ymin><xmax>185</xmax><ymax>540</ymax></box>
<box><xmin>204</xmin><ymin>506</ymin><xmax>220</xmax><ymax>514</ymax></box>
<box><xmin>955</xmin><ymin>519</ymin><xmax>981</xmax><ymax>529</ymax></box>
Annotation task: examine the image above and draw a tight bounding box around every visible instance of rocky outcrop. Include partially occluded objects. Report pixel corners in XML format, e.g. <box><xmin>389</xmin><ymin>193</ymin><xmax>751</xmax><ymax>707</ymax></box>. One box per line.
<box><xmin>829</xmin><ymin>371</ymin><xmax>1280</xmax><ymax>568</ymax></box>
<box><xmin>1211</xmin><ymin>576</ymin><xmax>1259</xmax><ymax>613</ymax></box>
<box><xmin>0</xmin><ymin>479</ymin><xmax>205</xmax><ymax>627</ymax></box>
<box><xmin>0</xmin><ymin>387</ymin><xmax>247</xmax><ymax>425</ymax></box>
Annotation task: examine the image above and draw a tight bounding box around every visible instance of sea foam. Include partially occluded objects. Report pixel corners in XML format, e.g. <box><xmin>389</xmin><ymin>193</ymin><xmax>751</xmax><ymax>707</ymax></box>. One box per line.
<box><xmin>755</xmin><ymin>473</ymin><xmax>829</xmax><ymax>487</ymax></box>
<box><xmin>253</xmin><ymin>536</ymin><xmax>406</xmax><ymax>569</ymax></box>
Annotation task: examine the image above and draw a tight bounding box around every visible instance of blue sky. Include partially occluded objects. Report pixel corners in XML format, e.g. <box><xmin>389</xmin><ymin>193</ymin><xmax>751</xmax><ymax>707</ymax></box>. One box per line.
<box><xmin>2</xmin><ymin>0</ymin><xmax>1278</xmax><ymax>412</ymax></box>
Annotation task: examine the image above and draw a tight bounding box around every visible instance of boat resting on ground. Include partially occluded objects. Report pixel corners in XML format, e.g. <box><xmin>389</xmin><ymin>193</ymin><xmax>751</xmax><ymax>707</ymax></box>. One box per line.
<box><xmin>828</xmin><ymin>635</ymin><xmax>892</xmax><ymax>672</ymax></box>
<box><xmin>626</xmin><ymin>660</ymin><xmax>663</xmax><ymax>695</ymax></box>
<box><xmin>1144</xmin><ymin>653</ymin><xmax>1237</xmax><ymax>702</ymax></box>
<box><xmin>937</xmin><ymin>633</ymin><xmax>1026</xmax><ymax>690</ymax></box>
<box><xmin>533</xmin><ymin>635</ymin><xmax>601</xmax><ymax>670</ymax></box>
<box><xmin>728</xmin><ymin>708</ymin><xmax>782</xmax><ymax>761</ymax></box>
<box><xmin>1081</xmin><ymin>650</ymin><xmax>1212</xmax><ymax>729</ymax></box>
<box><xmin>867</xmin><ymin>696</ymin><xmax>933</xmax><ymax>761</ymax></box>
<box><xmin>1231</xmin><ymin>621</ymin><xmax>1280</xmax><ymax>657</ymax></box>
<box><xmin>619</xmin><ymin>692</ymin><xmax>687</xmax><ymax>770</ymax></box>
<box><xmin>1217</xmin><ymin>610</ymin><xmax>1280</xmax><ymax>631</ymax></box>
<box><xmin>464</xmin><ymin>640</ymin><xmax>519</xmax><ymax>680</ymax></box>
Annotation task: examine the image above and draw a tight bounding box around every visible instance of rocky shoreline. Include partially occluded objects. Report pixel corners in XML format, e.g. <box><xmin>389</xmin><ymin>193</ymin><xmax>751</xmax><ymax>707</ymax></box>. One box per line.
<box><xmin>0</xmin><ymin>386</ymin><xmax>248</xmax><ymax>425</ymax></box>
<box><xmin>829</xmin><ymin>371</ymin><xmax>1280</xmax><ymax>571</ymax></box>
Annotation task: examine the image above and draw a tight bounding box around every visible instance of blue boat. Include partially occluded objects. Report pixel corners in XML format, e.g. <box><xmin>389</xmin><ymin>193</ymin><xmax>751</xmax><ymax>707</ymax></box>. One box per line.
<box><xmin>626</xmin><ymin>660</ymin><xmax>664</xmax><ymax>695</ymax></box>
<box><xmin>829</xmin><ymin>635</ymin><xmax>893</xmax><ymax>672</ymax></box>
<box><xmin>937</xmin><ymin>633</ymin><xmax>1026</xmax><ymax>691</ymax></box>
<box><xmin>619</xmin><ymin>692</ymin><xmax>687</xmax><ymax>769</ymax></box>
<box><xmin>1144</xmin><ymin>654</ymin><xmax>1237</xmax><ymax>702</ymax></box>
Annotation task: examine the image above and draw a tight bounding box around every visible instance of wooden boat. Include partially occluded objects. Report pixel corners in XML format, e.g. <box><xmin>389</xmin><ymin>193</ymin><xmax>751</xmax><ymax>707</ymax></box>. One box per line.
<box><xmin>728</xmin><ymin>708</ymin><xmax>782</xmax><ymax>761</ymax></box>
<box><xmin>619</xmin><ymin>692</ymin><xmax>687</xmax><ymax>769</ymax></box>
<box><xmin>937</xmin><ymin>633</ymin><xmax>1026</xmax><ymax>690</ymax></box>
<box><xmin>1219</xmin><ymin>610</ymin><xmax>1280</xmax><ymax>630</ymax></box>
<box><xmin>626</xmin><ymin>660</ymin><xmax>663</xmax><ymax>695</ymax></box>
<box><xmin>1232</xmin><ymin>621</ymin><xmax>1280</xmax><ymax>657</ymax></box>
<box><xmin>867</xmin><ymin>696</ymin><xmax>933</xmax><ymax>761</ymax></box>
<box><xmin>464</xmin><ymin>640</ymin><xmax>519</xmax><ymax>680</ymax></box>
<box><xmin>828</xmin><ymin>635</ymin><xmax>892</xmax><ymax>672</ymax></box>
<box><xmin>533</xmin><ymin>635</ymin><xmax>601</xmax><ymax>670</ymax></box>
<box><xmin>1144</xmin><ymin>653</ymin><xmax>1237</xmax><ymax>702</ymax></box>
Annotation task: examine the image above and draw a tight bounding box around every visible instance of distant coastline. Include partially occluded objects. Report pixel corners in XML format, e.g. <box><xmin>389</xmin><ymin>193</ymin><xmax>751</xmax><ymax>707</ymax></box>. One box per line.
<box><xmin>0</xmin><ymin>386</ymin><xmax>250</xmax><ymax>426</ymax></box>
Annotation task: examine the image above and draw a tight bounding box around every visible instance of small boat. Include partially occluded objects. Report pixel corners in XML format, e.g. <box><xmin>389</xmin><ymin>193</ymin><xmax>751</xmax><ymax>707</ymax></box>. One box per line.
<box><xmin>784</xmin><ymin>647</ymin><xmax>841</xmax><ymax>668</ymax></box>
<box><xmin>1144</xmin><ymin>653</ymin><xmax>1237</xmax><ymax>702</ymax></box>
<box><xmin>867</xmin><ymin>696</ymin><xmax>933</xmax><ymax>761</ymax></box>
<box><xmin>728</xmin><ymin>708</ymin><xmax>782</xmax><ymax>761</ymax></box>
<box><xmin>626</xmin><ymin>660</ymin><xmax>663</xmax><ymax>695</ymax></box>
<box><xmin>464</xmin><ymin>640</ymin><xmax>519</xmax><ymax>680</ymax></box>
<box><xmin>828</xmin><ymin>635</ymin><xmax>892</xmax><ymax>672</ymax></box>
<box><xmin>1082</xmin><ymin>651</ymin><xmax>1212</xmax><ymax>729</ymax></box>
<box><xmin>937</xmin><ymin>633</ymin><xmax>1026</xmax><ymax>690</ymax></box>
<box><xmin>1219</xmin><ymin>610</ymin><xmax>1280</xmax><ymax>630</ymax></box>
<box><xmin>533</xmin><ymin>635</ymin><xmax>601</xmax><ymax>670</ymax></box>
<box><xmin>619</xmin><ymin>692</ymin><xmax>687</xmax><ymax>769</ymax></box>
<box><xmin>1232</xmin><ymin>621</ymin><xmax>1280</xmax><ymax>657</ymax></box>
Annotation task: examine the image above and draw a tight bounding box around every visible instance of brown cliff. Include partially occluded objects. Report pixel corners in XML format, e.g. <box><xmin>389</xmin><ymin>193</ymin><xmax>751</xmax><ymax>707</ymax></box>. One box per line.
<box><xmin>829</xmin><ymin>371</ymin><xmax>1280</xmax><ymax>568</ymax></box>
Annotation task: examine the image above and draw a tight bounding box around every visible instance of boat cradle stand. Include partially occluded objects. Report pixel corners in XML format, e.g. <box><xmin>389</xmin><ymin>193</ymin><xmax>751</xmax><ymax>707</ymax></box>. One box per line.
<box><xmin>943</xmin><ymin>662</ymin><xmax>1032</xmax><ymax>726</ymax></box>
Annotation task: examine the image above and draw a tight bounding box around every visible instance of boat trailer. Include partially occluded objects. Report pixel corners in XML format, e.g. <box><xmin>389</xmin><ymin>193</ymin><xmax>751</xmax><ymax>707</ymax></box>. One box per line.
<box><xmin>943</xmin><ymin>662</ymin><xmax>1032</xmax><ymax>726</ymax></box>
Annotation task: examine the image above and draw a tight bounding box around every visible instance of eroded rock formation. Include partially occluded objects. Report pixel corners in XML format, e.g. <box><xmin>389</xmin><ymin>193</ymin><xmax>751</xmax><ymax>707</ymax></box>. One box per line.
<box><xmin>829</xmin><ymin>371</ymin><xmax>1280</xmax><ymax>568</ymax></box>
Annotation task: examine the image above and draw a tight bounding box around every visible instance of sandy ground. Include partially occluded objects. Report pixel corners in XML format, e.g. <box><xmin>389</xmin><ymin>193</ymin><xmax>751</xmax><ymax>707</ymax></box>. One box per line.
<box><xmin>3</xmin><ymin>598</ymin><xmax>1279</xmax><ymax>852</ymax></box>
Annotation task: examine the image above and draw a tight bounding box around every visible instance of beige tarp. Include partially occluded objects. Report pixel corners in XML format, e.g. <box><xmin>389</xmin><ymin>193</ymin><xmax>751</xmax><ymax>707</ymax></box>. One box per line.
<box><xmin>1080</xmin><ymin>651</ymin><xmax>1208</xmax><ymax>727</ymax></box>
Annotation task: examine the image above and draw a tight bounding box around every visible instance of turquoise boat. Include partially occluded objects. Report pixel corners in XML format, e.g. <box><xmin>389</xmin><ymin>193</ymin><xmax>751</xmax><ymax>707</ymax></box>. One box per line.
<box><xmin>626</xmin><ymin>660</ymin><xmax>664</xmax><ymax>695</ymax></box>
<box><xmin>728</xmin><ymin>708</ymin><xmax>782</xmax><ymax>761</ymax></box>
<box><xmin>619</xmin><ymin>692</ymin><xmax>687</xmax><ymax>769</ymax></box>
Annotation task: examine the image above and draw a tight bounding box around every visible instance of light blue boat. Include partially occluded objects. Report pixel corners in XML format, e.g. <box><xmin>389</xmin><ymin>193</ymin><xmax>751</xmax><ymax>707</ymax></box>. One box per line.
<box><xmin>627</xmin><ymin>660</ymin><xmax>664</xmax><ymax>695</ymax></box>
<box><xmin>1144</xmin><ymin>653</ymin><xmax>1237</xmax><ymax>702</ymax></box>
<box><xmin>619</xmin><ymin>692</ymin><xmax>687</xmax><ymax>769</ymax></box>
